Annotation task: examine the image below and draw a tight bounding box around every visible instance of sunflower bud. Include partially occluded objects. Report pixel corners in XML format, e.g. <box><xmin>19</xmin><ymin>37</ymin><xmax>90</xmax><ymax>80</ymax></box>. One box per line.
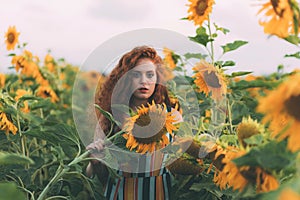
<box><xmin>237</xmin><ymin>117</ymin><xmax>263</xmax><ymax>148</ymax></box>
<box><xmin>167</xmin><ymin>157</ymin><xmax>203</xmax><ymax>175</ymax></box>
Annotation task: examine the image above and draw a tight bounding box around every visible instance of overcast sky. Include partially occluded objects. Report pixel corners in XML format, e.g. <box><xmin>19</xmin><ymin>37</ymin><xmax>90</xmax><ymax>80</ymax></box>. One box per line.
<box><xmin>0</xmin><ymin>0</ymin><xmax>299</xmax><ymax>75</ymax></box>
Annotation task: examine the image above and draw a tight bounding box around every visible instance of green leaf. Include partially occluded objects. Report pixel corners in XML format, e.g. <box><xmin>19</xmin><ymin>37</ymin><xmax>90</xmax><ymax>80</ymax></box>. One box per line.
<box><xmin>215</xmin><ymin>60</ymin><xmax>236</xmax><ymax>68</ymax></box>
<box><xmin>233</xmin><ymin>140</ymin><xmax>297</xmax><ymax>171</ymax></box>
<box><xmin>180</xmin><ymin>17</ymin><xmax>188</xmax><ymax>20</ymax></box>
<box><xmin>94</xmin><ymin>104</ymin><xmax>121</xmax><ymax>127</ymax></box>
<box><xmin>178</xmin><ymin>121</ymin><xmax>193</xmax><ymax>136</ymax></box>
<box><xmin>222</xmin><ymin>60</ymin><xmax>236</xmax><ymax>67</ymax></box>
<box><xmin>25</xmin><ymin>123</ymin><xmax>79</xmax><ymax>147</ymax></box>
<box><xmin>228</xmin><ymin>71</ymin><xmax>253</xmax><ymax>78</ymax></box>
<box><xmin>0</xmin><ymin>182</ymin><xmax>26</xmax><ymax>200</ymax></box>
<box><xmin>284</xmin><ymin>35</ymin><xmax>300</xmax><ymax>45</ymax></box>
<box><xmin>184</xmin><ymin>53</ymin><xmax>208</xmax><ymax>60</ymax></box>
<box><xmin>285</xmin><ymin>51</ymin><xmax>300</xmax><ymax>59</ymax></box>
<box><xmin>221</xmin><ymin>40</ymin><xmax>248</xmax><ymax>54</ymax></box>
<box><xmin>214</xmin><ymin>23</ymin><xmax>230</xmax><ymax>35</ymax></box>
<box><xmin>189</xmin><ymin>27</ymin><xmax>209</xmax><ymax>47</ymax></box>
<box><xmin>0</xmin><ymin>152</ymin><xmax>34</xmax><ymax>165</ymax></box>
<box><xmin>219</xmin><ymin>135</ymin><xmax>238</xmax><ymax>146</ymax></box>
<box><xmin>243</xmin><ymin>134</ymin><xmax>264</xmax><ymax>146</ymax></box>
<box><xmin>229</xmin><ymin>79</ymin><xmax>278</xmax><ymax>90</ymax></box>
<box><xmin>30</xmin><ymin>98</ymin><xmax>53</xmax><ymax>110</ymax></box>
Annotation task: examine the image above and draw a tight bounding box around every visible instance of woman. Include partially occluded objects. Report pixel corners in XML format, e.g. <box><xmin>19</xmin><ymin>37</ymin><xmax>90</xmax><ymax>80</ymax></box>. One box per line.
<box><xmin>86</xmin><ymin>46</ymin><xmax>182</xmax><ymax>200</ymax></box>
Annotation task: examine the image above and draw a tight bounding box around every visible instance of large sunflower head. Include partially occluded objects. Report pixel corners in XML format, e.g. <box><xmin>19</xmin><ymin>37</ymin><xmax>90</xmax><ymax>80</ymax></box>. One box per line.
<box><xmin>187</xmin><ymin>0</ymin><xmax>215</xmax><ymax>26</ymax></box>
<box><xmin>192</xmin><ymin>60</ymin><xmax>227</xmax><ymax>100</ymax></box>
<box><xmin>123</xmin><ymin>101</ymin><xmax>178</xmax><ymax>154</ymax></box>
<box><xmin>4</xmin><ymin>26</ymin><xmax>20</xmax><ymax>51</ymax></box>
<box><xmin>257</xmin><ymin>73</ymin><xmax>300</xmax><ymax>152</ymax></box>
<box><xmin>257</xmin><ymin>0</ymin><xmax>294</xmax><ymax>38</ymax></box>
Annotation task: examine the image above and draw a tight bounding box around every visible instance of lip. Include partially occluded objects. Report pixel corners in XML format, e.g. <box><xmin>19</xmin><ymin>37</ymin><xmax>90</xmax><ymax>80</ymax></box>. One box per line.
<box><xmin>138</xmin><ymin>87</ymin><xmax>149</xmax><ymax>93</ymax></box>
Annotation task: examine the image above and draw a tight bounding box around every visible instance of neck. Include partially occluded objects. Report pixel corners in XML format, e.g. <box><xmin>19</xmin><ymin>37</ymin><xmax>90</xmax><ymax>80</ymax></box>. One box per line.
<box><xmin>130</xmin><ymin>98</ymin><xmax>149</xmax><ymax>110</ymax></box>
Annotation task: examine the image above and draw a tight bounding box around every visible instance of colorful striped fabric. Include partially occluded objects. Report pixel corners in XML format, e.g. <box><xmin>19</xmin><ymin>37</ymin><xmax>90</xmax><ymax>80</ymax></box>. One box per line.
<box><xmin>103</xmin><ymin>133</ymin><xmax>173</xmax><ymax>200</ymax></box>
<box><xmin>104</xmin><ymin>171</ymin><xmax>171</xmax><ymax>200</ymax></box>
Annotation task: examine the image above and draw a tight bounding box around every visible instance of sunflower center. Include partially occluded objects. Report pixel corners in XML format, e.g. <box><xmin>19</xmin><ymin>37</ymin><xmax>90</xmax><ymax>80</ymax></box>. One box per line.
<box><xmin>132</xmin><ymin>112</ymin><xmax>167</xmax><ymax>144</ymax></box>
<box><xmin>271</xmin><ymin>0</ymin><xmax>284</xmax><ymax>17</ymax></box>
<box><xmin>284</xmin><ymin>95</ymin><xmax>300</xmax><ymax>121</ymax></box>
<box><xmin>7</xmin><ymin>33</ymin><xmax>15</xmax><ymax>44</ymax></box>
<box><xmin>196</xmin><ymin>0</ymin><xmax>208</xmax><ymax>16</ymax></box>
<box><xmin>203</xmin><ymin>71</ymin><xmax>221</xmax><ymax>88</ymax></box>
<box><xmin>43</xmin><ymin>91</ymin><xmax>51</xmax><ymax>97</ymax></box>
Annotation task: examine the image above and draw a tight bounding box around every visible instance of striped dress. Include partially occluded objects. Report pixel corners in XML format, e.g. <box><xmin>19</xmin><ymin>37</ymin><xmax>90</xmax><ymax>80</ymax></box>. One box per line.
<box><xmin>103</xmin><ymin>148</ymin><xmax>172</xmax><ymax>200</ymax></box>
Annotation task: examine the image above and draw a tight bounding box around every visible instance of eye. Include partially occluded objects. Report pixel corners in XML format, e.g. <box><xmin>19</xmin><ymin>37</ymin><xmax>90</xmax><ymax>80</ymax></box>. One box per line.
<box><xmin>131</xmin><ymin>72</ymin><xmax>140</xmax><ymax>78</ymax></box>
<box><xmin>146</xmin><ymin>72</ymin><xmax>155</xmax><ymax>78</ymax></box>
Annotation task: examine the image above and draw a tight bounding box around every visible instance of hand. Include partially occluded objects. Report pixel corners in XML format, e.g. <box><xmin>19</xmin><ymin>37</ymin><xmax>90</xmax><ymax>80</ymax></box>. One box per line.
<box><xmin>86</xmin><ymin>138</ymin><xmax>105</xmax><ymax>164</ymax></box>
<box><xmin>86</xmin><ymin>138</ymin><xmax>105</xmax><ymax>177</ymax></box>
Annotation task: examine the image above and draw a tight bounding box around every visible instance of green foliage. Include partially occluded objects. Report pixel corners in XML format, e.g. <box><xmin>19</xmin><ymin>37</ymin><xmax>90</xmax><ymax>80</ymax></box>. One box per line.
<box><xmin>221</xmin><ymin>40</ymin><xmax>248</xmax><ymax>54</ymax></box>
<box><xmin>285</xmin><ymin>51</ymin><xmax>300</xmax><ymax>59</ymax></box>
<box><xmin>189</xmin><ymin>27</ymin><xmax>210</xmax><ymax>47</ymax></box>
<box><xmin>233</xmin><ymin>140</ymin><xmax>297</xmax><ymax>172</ymax></box>
<box><xmin>0</xmin><ymin>182</ymin><xmax>26</xmax><ymax>200</ymax></box>
<box><xmin>0</xmin><ymin>152</ymin><xmax>34</xmax><ymax>165</ymax></box>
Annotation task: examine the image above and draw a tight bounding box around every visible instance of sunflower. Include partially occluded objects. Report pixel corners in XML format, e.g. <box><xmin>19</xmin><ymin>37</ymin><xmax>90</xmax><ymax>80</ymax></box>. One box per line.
<box><xmin>4</xmin><ymin>26</ymin><xmax>20</xmax><ymax>50</ymax></box>
<box><xmin>0</xmin><ymin>73</ymin><xmax>5</xmax><ymax>88</ymax></box>
<box><xmin>255</xmin><ymin>167</ymin><xmax>279</xmax><ymax>193</ymax></box>
<box><xmin>237</xmin><ymin>116</ymin><xmax>264</xmax><ymax>148</ymax></box>
<box><xmin>15</xmin><ymin>89</ymin><xmax>32</xmax><ymax>113</ymax></box>
<box><xmin>257</xmin><ymin>0</ymin><xmax>294</xmax><ymax>38</ymax></box>
<box><xmin>257</xmin><ymin>73</ymin><xmax>300</xmax><ymax>152</ymax></box>
<box><xmin>173</xmin><ymin>137</ymin><xmax>202</xmax><ymax>158</ymax></box>
<box><xmin>123</xmin><ymin>101</ymin><xmax>178</xmax><ymax>154</ymax></box>
<box><xmin>36</xmin><ymin>86</ymin><xmax>59</xmax><ymax>103</ymax></box>
<box><xmin>12</xmin><ymin>50</ymin><xmax>39</xmax><ymax>76</ymax></box>
<box><xmin>187</xmin><ymin>0</ymin><xmax>215</xmax><ymax>26</ymax></box>
<box><xmin>44</xmin><ymin>54</ymin><xmax>56</xmax><ymax>72</ymax></box>
<box><xmin>193</xmin><ymin>60</ymin><xmax>227</xmax><ymax>100</ymax></box>
<box><xmin>0</xmin><ymin>112</ymin><xmax>18</xmax><ymax>135</ymax></box>
<box><xmin>12</xmin><ymin>50</ymin><xmax>49</xmax><ymax>86</ymax></box>
<box><xmin>167</xmin><ymin>155</ymin><xmax>204</xmax><ymax>175</ymax></box>
<box><xmin>213</xmin><ymin>145</ymin><xmax>249</xmax><ymax>192</ymax></box>
<box><xmin>163</xmin><ymin>47</ymin><xmax>176</xmax><ymax>70</ymax></box>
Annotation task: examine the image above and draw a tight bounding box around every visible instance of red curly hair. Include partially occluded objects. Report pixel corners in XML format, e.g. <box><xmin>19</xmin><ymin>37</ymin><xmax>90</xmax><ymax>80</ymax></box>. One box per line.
<box><xmin>95</xmin><ymin>46</ymin><xmax>172</xmax><ymax>136</ymax></box>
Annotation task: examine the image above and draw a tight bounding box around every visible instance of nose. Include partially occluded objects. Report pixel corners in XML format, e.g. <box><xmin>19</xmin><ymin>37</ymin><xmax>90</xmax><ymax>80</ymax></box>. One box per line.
<box><xmin>140</xmin><ymin>74</ymin><xmax>148</xmax><ymax>84</ymax></box>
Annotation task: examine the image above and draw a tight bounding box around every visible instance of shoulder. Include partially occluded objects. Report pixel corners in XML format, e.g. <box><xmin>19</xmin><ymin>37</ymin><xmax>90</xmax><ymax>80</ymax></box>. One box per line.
<box><xmin>170</xmin><ymin>108</ymin><xmax>183</xmax><ymax>123</ymax></box>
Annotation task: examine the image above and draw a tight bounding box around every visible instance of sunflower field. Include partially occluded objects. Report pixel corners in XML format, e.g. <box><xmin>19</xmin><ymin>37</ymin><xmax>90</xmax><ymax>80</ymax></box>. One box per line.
<box><xmin>1</xmin><ymin>0</ymin><xmax>300</xmax><ymax>200</ymax></box>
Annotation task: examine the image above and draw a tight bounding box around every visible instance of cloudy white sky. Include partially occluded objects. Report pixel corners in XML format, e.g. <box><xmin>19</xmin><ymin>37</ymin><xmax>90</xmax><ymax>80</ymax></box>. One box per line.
<box><xmin>0</xmin><ymin>0</ymin><xmax>299</xmax><ymax>75</ymax></box>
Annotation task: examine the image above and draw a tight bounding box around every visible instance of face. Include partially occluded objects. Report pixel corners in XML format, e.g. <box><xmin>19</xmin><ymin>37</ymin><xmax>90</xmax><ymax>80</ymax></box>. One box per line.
<box><xmin>130</xmin><ymin>59</ymin><xmax>157</xmax><ymax>102</ymax></box>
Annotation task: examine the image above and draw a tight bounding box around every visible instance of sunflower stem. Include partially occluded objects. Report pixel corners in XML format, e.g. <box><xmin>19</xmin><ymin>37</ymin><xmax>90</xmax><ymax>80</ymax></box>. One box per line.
<box><xmin>106</xmin><ymin>130</ymin><xmax>125</xmax><ymax>143</ymax></box>
<box><xmin>207</xmin><ymin>16</ymin><xmax>215</xmax><ymax>65</ymax></box>
<box><xmin>227</xmin><ymin>100</ymin><xmax>233</xmax><ymax>134</ymax></box>
<box><xmin>17</xmin><ymin>112</ymin><xmax>26</xmax><ymax>157</ymax></box>
<box><xmin>37</xmin><ymin>150</ymin><xmax>91</xmax><ymax>200</ymax></box>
